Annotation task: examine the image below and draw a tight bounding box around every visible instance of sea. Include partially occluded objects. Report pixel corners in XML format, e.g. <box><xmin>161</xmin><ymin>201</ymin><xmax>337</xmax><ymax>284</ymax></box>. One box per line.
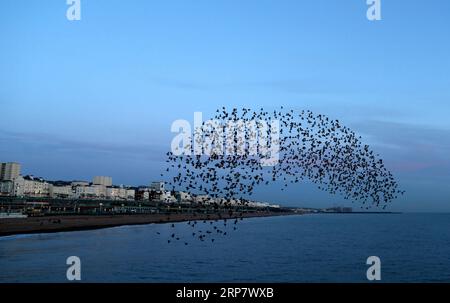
<box><xmin>1</xmin><ymin>213</ymin><xmax>450</xmax><ymax>283</ymax></box>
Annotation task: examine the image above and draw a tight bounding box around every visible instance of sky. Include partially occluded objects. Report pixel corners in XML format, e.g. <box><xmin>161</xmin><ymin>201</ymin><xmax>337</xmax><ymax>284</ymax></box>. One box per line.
<box><xmin>1</xmin><ymin>0</ymin><xmax>449</xmax><ymax>212</ymax></box>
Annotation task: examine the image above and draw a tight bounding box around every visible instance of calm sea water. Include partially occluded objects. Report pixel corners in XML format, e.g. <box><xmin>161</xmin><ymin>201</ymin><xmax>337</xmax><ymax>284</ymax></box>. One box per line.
<box><xmin>1</xmin><ymin>213</ymin><xmax>450</xmax><ymax>283</ymax></box>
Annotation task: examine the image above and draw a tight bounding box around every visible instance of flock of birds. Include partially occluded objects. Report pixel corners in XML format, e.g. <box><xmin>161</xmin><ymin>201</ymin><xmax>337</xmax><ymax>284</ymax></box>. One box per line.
<box><xmin>158</xmin><ymin>216</ymin><xmax>243</xmax><ymax>246</ymax></box>
<box><xmin>159</xmin><ymin>106</ymin><xmax>405</xmax><ymax>244</ymax></box>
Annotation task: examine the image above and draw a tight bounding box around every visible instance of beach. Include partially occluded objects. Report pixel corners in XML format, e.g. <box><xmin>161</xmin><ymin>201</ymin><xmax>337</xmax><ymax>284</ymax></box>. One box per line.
<box><xmin>0</xmin><ymin>210</ymin><xmax>295</xmax><ymax>237</ymax></box>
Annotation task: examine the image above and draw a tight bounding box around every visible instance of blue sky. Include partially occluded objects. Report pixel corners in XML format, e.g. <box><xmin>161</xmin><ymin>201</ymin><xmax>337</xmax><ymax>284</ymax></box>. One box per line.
<box><xmin>1</xmin><ymin>0</ymin><xmax>449</xmax><ymax>211</ymax></box>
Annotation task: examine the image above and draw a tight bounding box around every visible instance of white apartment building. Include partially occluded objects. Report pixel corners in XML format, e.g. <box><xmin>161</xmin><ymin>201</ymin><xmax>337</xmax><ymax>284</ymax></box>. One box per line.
<box><xmin>141</xmin><ymin>191</ymin><xmax>150</xmax><ymax>200</ymax></box>
<box><xmin>106</xmin><ymin>187</ymin><xmax>126</xmax><ymax>200</ymax></box>
<box><xmin>160</xmin><ymin>191</ymin><xmax>177</xmax><ymax>203</ymax></box>
<box><xmin>176</xmin><ymin>191</ymin><xmax>192</xmax><ymax>203</ymax></box>
<box><xmin>150</xmin><ymin>181</ymin><xmax>165</xmax><ymax>192</ymax></box>
<box><xmin>13</xmin><ymin>176</ymin><xmax>50</xmax><ymax>197</ymax></box>
<box><xmin>75</xmin><ymin>184</ymin><xmax>106</xmax><ymax>199</ymax></box>
<box><xmin>0</xmin><ymin>180</ymin><xmax>14</xmax><ymax>196</ymax></box>
<box><xmin>0</xmin><ymin>162</ymin><xmax>21</xmax><ymax>181</ymax></box>
<box><xmin>49</xmin><ymin>184</ymin><xmax>74</xmax><ymax>199</ymax></box>
<box><xmin>93</xmin><ymin>176</ymin><xmax>112</xmax><ymax>187</ymax></box>
<box><xmin>135</xmin><ymin>187</ymin><xmax>151</xmax><ymax>201</ymax></box>
<box><xmin>193</xmin><ymin>194</ymin><xmax>211</xmax><ymax>205</ymax></box>
<box><xmin>105</xmin><ymin>187</ymin><xmax>135</xmax><ymax>200</ymax></box>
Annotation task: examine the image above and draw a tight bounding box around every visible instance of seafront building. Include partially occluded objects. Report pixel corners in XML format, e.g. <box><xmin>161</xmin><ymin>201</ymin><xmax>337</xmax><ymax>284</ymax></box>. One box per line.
<box><xmin>0</xmin><ymin>162</ymin><xmax>281</xmax><ymax>208</ymax></box>
<box><xmin>150</xmin><ymin>181</ymin><xmax>165</xmax><ymax>192</ymax></box>
<box><xmin>194</xmin><ymin>194</ymin><xmax>212</xmax><ymax>204</ymax></box>
<box><xmin>71</xmin><ymin>181</ymin><xmax>89</xmax><ymax>187</ymax></box>
<box><xmin>93</xmin><ymin>176</ymin><xmax>113</xmax><ymax>187</ymax></box>
<box><xmin>75</xmin><ymin>184</ymin><xmax>107</xmax><ymax>199</ymax></box>
<box><xmin>176</xmin><ymin>191</ymin><xmax>192</xmax><ymax>204</ymax></box>
<box><xmin>49</xmin><ymin>184</ymin><xmax>73</xmax><ymax>199</ymax></box>
<box><xmin>0</xmin><ymin>180</ymin><xmax>14</xmax><ymax>195</ymax></box>
<box><xmin>0</xmin><ymin>162</ymin><xmax>21</xmax><ymax>181</ymax></box>
<box><xmin>0</xmin><ymin>166</ymin><xmax>167</xmax><ymax>202</ymax></box>
<box><xmin>135</xmin><ymin>187</ymin><xmax>151</xmax><ymax>201</ymax></box>
<box><xmin>106</xmin><ymin>186</ymin><xmax>136</xmax><ymax>201</ymax></box>
<box><xmin>13</xmin><ymin>175</ymin><xmax>50</xmax><ymax>197</ymax></box>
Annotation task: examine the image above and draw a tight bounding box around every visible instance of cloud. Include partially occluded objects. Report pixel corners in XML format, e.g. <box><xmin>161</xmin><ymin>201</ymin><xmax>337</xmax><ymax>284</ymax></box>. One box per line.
<box><xmin>0</xmin><ymin>130</ymin><xmax>168</xmax><ymax>162</ymax></box>
<box><xmin>148</xmin><ymin>76</ymin><xmax>349</xmax><ymax>95</ymax></box>
<box><xmin>352</xmin><ymin>120</ymin><xmax>450</xmax><ymax>173</ymax></box>
<box><xmin>354</xmin><ymin>120</ymin><xmax>450</xmax><ymax>150</ymax></box>
<box><xmin>150</xmin><ymin>77</ymin><xmax>211</xmax><ymax>91</ymax></box>
<box><xmin>231</xmin><ymin>79</ymin><xmax>347</xmax><ymax>95</ymax></box>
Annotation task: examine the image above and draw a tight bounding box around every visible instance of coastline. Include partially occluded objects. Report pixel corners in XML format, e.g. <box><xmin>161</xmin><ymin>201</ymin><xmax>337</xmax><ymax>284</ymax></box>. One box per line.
<box><xmin>0</xmin><ymin>211</ymin><xmax>296</xmax><ymax>238</ymax></box>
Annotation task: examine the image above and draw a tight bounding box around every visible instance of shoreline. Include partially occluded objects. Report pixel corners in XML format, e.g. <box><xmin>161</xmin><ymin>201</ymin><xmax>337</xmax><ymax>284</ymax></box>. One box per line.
<box><xmin>0</xmin><ymin>211</ymin><xmax>296</xmax><ymax>238</ymax></box>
